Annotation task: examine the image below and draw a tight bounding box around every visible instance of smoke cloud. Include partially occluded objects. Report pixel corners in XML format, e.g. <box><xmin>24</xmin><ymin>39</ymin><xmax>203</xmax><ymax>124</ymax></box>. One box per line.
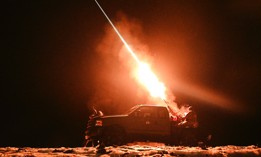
<box><xmin>90</xmin><ymin>12</ymin><xmax>189</xmax><ymax>116</ymax></box>
<box><xmin>90</xmin><ymin>12</ymin><xmax>155</xmax><ymax>114</ymax></box>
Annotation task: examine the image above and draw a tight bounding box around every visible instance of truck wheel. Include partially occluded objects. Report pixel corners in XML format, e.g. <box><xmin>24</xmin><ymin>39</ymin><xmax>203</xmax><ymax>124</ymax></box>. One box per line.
<box><xmin>179</xmin><ymin>129</ymin><xmax>197</xmax><ymax>146</ymax></box>
<box><xmin>101</xmin><ymin>126</ymin><xmax>126</xmax><ymax>146</ymax></box>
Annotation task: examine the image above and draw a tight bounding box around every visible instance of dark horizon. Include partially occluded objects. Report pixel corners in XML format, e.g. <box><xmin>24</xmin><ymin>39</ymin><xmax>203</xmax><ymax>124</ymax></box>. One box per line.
<box><xmin>2</xmin><ymin>0</ymin><xmax>261</xmax><ymax>147</ymax></box>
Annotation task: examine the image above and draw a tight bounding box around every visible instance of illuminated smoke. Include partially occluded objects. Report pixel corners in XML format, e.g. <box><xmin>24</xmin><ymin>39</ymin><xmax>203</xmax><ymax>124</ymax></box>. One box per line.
<box><xmin>94</xmin><ymin>0</ymin><xmax>191</xmax><ymax>116</ymax></box>
<box><xmin>95</xmin><ymin>0</ymin><xmax>168</xmax><ymax>100</ymax></box>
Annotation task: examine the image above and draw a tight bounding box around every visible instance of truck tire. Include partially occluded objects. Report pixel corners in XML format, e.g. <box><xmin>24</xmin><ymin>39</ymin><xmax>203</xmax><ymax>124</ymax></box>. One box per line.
<box><xmin>179</xmin><ymin>129</ymin><xmax>198</xmax><ymax>146</ymax></box>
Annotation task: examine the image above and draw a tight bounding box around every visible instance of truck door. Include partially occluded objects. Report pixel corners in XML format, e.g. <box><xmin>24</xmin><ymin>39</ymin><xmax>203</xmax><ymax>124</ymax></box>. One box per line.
<box><xmin>128</xmin><ymin>106</ymin><xmax>156</xmax><ymax>134</ymax></box>
<box><xmin>153</xmin><ymin>107</ymin><xmax>170</xmax><ymax>135</ymax></box>
<box><xmin>128</xmin><ymin>106</ymin><xmax>170</xmax><ymax>135</ymax></box>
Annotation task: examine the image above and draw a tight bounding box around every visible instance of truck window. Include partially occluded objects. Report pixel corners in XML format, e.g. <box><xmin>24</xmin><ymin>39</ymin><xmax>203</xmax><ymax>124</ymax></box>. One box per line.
<box><xmin>138</xmin><ymin>107</ymin><xmax>156</xmax><ymax>118</ymax></box>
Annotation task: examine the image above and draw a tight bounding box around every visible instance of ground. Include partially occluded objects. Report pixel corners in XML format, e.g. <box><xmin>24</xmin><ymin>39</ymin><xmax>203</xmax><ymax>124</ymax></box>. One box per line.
<box><xmin>1</xmin><ymin>142</ymin><xmax>260</xmax><ymax>157</ymax></box>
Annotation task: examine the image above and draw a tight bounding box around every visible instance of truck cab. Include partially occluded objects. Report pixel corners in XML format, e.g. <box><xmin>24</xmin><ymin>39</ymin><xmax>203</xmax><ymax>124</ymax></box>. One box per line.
<box><xmin>126</xmin><ymin>105</ymin><xmax>171</xmax><ymax>136</ymax></box>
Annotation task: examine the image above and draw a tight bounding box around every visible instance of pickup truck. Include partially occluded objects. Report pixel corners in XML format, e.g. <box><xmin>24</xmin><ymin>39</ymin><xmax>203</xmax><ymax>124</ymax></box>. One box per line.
<box><xmin>84</xmin><ymin>104</ymin><xmax>199</xmax><ymax>146</ymax></box>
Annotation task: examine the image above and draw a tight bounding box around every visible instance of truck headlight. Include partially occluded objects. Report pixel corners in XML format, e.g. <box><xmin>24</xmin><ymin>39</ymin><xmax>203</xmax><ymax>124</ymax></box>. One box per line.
<box><xmin>95</xmin><ymin>120</ymin><xmax>103</xmax><ymax>126</ymax></box>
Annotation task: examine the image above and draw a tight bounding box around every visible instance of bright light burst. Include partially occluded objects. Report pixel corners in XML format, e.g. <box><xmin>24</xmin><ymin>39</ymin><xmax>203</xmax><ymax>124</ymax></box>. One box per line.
<box><xmin>95</xmin><ymin>0</ymin><xmax>166</xmax><ymax>100</ymax></box>
<box><xmin>136</xmin><ymin>62</ymin><xmax>166</xmax><ymax>99</ymax></box>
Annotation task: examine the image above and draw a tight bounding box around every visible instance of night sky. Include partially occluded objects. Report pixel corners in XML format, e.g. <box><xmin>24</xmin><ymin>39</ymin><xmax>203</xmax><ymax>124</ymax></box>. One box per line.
<box><xmin>2</xmin><ymin>0</ymin><xmax>261</xmax><ymax>147</ymax></box>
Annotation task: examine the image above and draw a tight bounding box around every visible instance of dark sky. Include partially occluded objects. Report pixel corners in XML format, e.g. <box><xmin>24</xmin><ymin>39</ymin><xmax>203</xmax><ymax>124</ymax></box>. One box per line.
<box><xmin>2</xmin><ymin>0</ymin><xmax>261</xmax><ymax>147</ymax></box>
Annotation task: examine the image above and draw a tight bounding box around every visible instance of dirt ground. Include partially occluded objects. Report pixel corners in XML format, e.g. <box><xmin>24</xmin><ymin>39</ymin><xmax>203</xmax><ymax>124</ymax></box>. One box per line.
<box><xmin>1</xmin><ymin>142</ymin><xmax>260</xmax><ymax>157</ymax></box>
